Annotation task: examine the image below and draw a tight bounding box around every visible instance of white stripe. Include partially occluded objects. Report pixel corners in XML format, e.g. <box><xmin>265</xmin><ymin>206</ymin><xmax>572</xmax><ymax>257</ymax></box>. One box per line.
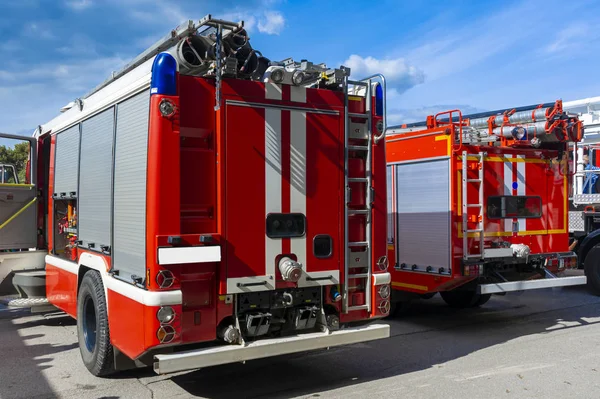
<box><xmin>265</xmin><ymin>82</ymin><xmax>283</xmax><ymax>100</ymax></box>
<box><xmin>503</xmin><ymin>155</ymin><xmax>513</xmax><ymax>233</ymax></box>
<box><xmin>157</xmin><ymin>246</ymin><xmax>221</xmax><ymax>265</ymax></box>
<box><xmin>517</xmin><ymin>155</ymin><xmax>526</xmax><ymax>231</ymax></box>
<box><xmin>46</xmin><ymin>254</ymin><xmax>182</xmax><ymax>307</ymax></box>
<box><xmin>373</xmin><ymin>272</ymin><xmax>392</xmax><ymax>286</ymax></box>
<box><xmin>290</xmin><ymin>86</ymin><xmax>307</xmax><ymax>103</ymax></box>
<box><xmin>265</xmin><ymin>108</ymin><xmax>282</xmax><ymax>280</ymax></box>
<box><xmin>290</xmin><ymin>111</ymin><xmax>307</xmax><ymax>269</ymax></box>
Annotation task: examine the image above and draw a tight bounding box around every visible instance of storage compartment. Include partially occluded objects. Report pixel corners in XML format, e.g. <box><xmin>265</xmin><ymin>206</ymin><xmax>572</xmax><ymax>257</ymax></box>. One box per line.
<box><xmin>53</xmin><ymin>199</ymin><xmax>78</xmax><ymax>261</ymax></box>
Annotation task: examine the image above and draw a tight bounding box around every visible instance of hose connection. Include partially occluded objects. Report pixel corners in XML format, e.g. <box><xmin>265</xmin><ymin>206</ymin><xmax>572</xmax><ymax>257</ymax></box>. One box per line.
<box><xmin>278</xmin><ymin>257</ymin><xmax>303</xmax><ymax>282</ymax></box>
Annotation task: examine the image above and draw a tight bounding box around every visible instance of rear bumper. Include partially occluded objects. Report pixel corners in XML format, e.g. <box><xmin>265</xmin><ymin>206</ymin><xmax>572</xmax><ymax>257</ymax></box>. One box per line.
<box><xmin>477</xmin><ymin>275</ymin><xmax>587</xmax><ymax>295</ymax></box>
<box><xmin>153</xmin><ymin>323</ymin><xmax>390</xmax><ymax>375</ymax></box>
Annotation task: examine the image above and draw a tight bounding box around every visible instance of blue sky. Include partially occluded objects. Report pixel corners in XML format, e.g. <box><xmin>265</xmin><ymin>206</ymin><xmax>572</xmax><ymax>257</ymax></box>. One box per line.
<box><xmin>1</xmin><ymin>0</ymin><xmax>600</xmax><ymax>138</ymax></box>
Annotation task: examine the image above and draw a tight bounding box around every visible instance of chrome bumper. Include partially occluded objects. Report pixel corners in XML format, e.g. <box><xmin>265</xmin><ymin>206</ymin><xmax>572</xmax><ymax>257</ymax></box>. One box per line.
<box><xmin>153</xmin><ymin>323</ymin><xmax>390</xmax><ymax>375</ymax></box>
<box><xmin>477</xmin><ymin>275</ymin><xmax>587</xmax><ymax>295</ymax></box>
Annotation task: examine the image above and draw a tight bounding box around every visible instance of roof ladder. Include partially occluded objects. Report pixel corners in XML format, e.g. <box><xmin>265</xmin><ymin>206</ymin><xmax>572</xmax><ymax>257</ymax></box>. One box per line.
<box><xmin>462</xmin><ymin>151</ymin><xmax>485</xmax><ymax>260</ymax></box>
<box><xmin>342</xmin><ymin>77</ymin><xmax>375</xmax><ymax>313</ymax></box>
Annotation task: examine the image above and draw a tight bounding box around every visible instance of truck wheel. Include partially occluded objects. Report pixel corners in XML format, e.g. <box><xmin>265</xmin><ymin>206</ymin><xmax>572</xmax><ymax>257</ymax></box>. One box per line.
<box><xmin>388</xmin><ymin>300</ymin><xmax>411</xmax><ymax>317</ymax></box>
<box><xmin>440</xmin><ymin>290</ymin><xmax>491</xmax><ymax>308</ymax></box>
<box><xmin>77</xmin><ymin>270</ymin><xmax>115</xmax><ymax>377</ymax></box>
<box><xmin>584</xmin><ymin>245</ymin><xmax>600</xmax><ymax>296</ymax></box>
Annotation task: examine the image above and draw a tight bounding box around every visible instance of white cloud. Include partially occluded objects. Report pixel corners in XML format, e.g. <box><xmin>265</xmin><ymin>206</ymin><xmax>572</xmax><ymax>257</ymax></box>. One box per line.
<box><xmin>257</xmin><ymin>11</ymin><xmax>285</xmax><ymax>35</ymax></box>
<box><xmin>0</xmin><ymin>55</ymin><xmax>130</xmax><ymax>133</ymax></box>
<box><xmin>220</xmin><ymin>11</ymin><xmax>257</xmax><ymax>32</ymax></box>
<box><xmin>65</xmin><ymin>0</ymin><xmax>93</xmax><ymax>10</ymax></box>
<box><xmin>545</xmin><ymin>24</ymin><xmax>591</xmax><ymax>54</ymax></box>
<box><xmin>343</xmin><ymin>55</ymin><xmax>425</xmax><ymax>92</ymax></box>
<box><xmin>25</xmin><ymin>22</ymin><xmax>55</xmax><ymax>40</ymax></box>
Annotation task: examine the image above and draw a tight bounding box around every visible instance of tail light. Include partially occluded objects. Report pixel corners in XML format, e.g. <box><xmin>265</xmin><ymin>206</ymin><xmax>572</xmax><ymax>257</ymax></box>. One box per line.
<box><xmin>373</xmin><ymin>273</ymin><xmax>391</xmax><ymax>316</ymax></box>
<box><xmin>156</xmin><ymin>305</ymin><xmax>179</xmax><ymax>345</ymax></box>
<box><xmin>156</xmin><ymin>325</ymin><xmax>176</xmax><ymax>344</ymax></box>
<box><xmin>463</xmin><ymin>264</ymin><xmax>483</xmax><ymax>277</ymax></box>
<box><xmin>546</xmin><ymin>254</ymin><xmax>578</xmax><ymax>270</ymax></box>
<box><xmin>156</xmin><ymin>270</ymin><xmax>175</xmax><ymax>289</ymax></box>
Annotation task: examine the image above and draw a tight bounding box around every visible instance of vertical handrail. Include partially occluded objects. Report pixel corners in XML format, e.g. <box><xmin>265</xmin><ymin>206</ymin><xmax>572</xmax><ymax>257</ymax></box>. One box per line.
<box><xmin>342</xmin><ymin>73</ymin><xmax>350</xmax><ymax>314</ymax></box>
<box><xmin>434</xmin><ymin>109</ymin><xmax>463</xmax><ymax>153</ymax></box>
<box><xmin>462</xmin><ymin>151</ymin><xmax>468</xmax><ymax>260</ymax></box>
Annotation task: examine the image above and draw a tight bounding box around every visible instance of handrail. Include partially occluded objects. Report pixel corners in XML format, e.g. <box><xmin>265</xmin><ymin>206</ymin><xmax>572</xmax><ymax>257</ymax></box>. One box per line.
<box><xmin>358</xmin><ymin>74</ymin><xmax>386</xmax><ymax>144</ymax></box>
<box><xmin>433</xmin><ymin>109</ymin><xmax>463</xmax><ymax>153</ymax></box>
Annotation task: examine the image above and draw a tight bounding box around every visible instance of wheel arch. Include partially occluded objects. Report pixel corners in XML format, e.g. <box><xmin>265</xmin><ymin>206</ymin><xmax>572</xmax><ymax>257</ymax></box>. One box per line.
<box><xmin>76</xmin><ymin>251</ymin><xmax>111</xmax><ymax>316</ymax></box>
<box><xmin>578</xmin><ymin>229</ymin><xmax>600</xmax><ymax>268</ymax></box>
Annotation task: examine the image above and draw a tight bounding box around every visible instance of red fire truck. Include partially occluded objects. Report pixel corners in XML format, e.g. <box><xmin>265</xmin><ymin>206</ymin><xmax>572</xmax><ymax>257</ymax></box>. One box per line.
<box><xmin>385</xmin><ymin>100</ymin><xmax>588</xmax><ymax>312</ymax></box>
<box><xmin>0</xmin><ymin>15</ymin><xmax>391</xmax><ymax>376</ymax></box>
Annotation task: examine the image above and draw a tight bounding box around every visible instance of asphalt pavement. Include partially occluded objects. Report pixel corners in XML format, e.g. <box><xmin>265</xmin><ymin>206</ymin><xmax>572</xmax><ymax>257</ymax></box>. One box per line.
<box><xmin>1</xmin><ymin>280</ymin><xmax>600</xmax><ymax>399</ymax></box>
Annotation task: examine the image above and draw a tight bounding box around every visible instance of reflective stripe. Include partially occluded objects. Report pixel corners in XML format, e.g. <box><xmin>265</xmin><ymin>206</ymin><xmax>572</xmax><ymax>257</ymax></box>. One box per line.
<box><xmin>517</xmin><ymin>154</ymin><xmax>526</xmax><ymax>231</ymax></box>
<box><xmin>503</xmin><ymin>155</ymin><xmax>513</xmax><ymax>233</ymax></box>
<box><xmin>265</xmin><ymin>107</ymin><xmax>282</xmax><ymax>279</ymax></box>
<box><xmin>290</xmin><ymin>110</ymin><xmax>307</xmax><ymax>268</ymax></box>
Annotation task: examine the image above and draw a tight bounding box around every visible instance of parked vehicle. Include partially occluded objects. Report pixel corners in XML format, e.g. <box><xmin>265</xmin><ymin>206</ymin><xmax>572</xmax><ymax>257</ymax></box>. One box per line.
<box><xmin>385</xmin><ymin>100</ymin><xmax>587</xmax><ymax>312</ymax></box>
<box><xmin>0</xmin><ymin>15</ymin><xmax>391</xmax><ymax>376</ymax></box>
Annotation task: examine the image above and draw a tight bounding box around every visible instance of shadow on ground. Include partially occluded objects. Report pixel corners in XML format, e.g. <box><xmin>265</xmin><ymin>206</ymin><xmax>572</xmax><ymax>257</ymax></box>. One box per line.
<box><xmin>163</xmin><ymin>285</ymin><xmax>600</xmax><ymax>399</ymax></box>
<box><xmin>1</xmin><ymin>285</ymin><xmax>599</xmax><ymax>399</ymax></box>
<box><xmin>0</xmin><ymin>309</ymin><xmax>78</xmax><ymax>399</ymax></box>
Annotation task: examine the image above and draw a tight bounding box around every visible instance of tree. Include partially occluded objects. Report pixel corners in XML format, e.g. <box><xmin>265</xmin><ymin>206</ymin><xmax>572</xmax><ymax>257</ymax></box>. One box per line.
<box><xmin>0</xmin><ymin>141</ymin><xmax>30</xmax><ymax>183</ymax></box>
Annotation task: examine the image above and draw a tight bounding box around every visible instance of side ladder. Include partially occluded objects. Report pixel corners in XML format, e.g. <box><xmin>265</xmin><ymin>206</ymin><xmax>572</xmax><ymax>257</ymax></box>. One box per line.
<box><xmin>462</xmin><ymin>151</ymin><xmax>485</xmax><ymax>260</ymax></box>
<box><xmin>342</xmin><ymin>76</ymin><xmax>381</xmax><ymax>313</ymax></box>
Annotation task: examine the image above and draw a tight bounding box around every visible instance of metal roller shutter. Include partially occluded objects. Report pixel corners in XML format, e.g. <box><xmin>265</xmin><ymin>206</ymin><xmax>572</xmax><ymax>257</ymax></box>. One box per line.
<box><xmin>112</xmin><ymin>90</ymin><xmax>150</xmax><ymax>282</ymax></box>
<box><xmin>53</xmin><ymin>126</ymin><xmax>80</xmax><ymax>197</ymax></box>
<box><xmin>395</xmin><ymin>158</ymin><xmax>451</xmax><ymax>269</ymax></box>
<box><xmin>78</xmin><ymin>107</ymin><xmax>115</xmax><ymax>251</ymax></box>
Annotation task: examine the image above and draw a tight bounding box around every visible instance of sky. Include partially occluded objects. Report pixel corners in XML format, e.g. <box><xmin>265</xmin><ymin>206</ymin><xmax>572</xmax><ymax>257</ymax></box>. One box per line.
<box><xmin>1</xmin><ymin>0</ymin><xmax>600</xmax><ymax>138</ymax></box>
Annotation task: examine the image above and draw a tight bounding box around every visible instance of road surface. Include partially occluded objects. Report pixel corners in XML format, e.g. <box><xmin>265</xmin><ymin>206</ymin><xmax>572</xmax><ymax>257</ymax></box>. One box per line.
<box><xmin>1</xmin><ymin>283</ymin><xmax>600</xmax><ymax>398</ymax></box>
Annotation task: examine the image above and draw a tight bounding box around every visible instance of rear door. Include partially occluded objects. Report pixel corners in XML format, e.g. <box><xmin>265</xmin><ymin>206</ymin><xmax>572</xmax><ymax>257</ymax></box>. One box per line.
<box><xmin>223</xmin><ymin>92</ymin><xmax>343</xmax><ymax>293</ymax></box>
<box><xmin>0</xmin><ymin>133</ymin><xmax>37</xmax><ymax>250</ymax></box>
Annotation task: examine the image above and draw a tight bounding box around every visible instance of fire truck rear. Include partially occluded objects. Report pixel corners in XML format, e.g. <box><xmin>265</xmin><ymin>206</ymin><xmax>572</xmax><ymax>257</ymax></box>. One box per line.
<box><xmin>385</xmin><ymin>100</ymin><xmax>587</xmax><ymax>311</ymax></box>
<box><xmin>0</xmin><ymin>15</ymin><xmax>391</xmax><ymax>376</ymax></box>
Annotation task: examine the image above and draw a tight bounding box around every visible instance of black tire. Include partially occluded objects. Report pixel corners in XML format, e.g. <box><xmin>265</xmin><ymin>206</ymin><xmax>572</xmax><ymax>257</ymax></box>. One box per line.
<box><xmin>473</xmin><ymin>293</ymin><xmax>492</xmax><ymax>307</ymax></box>
<box><xmin>584</xmin><ymin>245</ymin><xmax>600</xmax><ymax>296</ymax></box>
<box><xmin>420</xmin><ymin>293</ymin><xmax>436</xmax><ymax>300</ymax></box>
<box><xmin>440</xmin><ymin>290</ymin><xmax>491</xmax><ymax>308</ymax></box>
<box><xmin>388</xmin><ymin>300</ymin><xmax>411</xmax><ymax>317</ymax></box>
<box><xmin>77</xmin><ymin>270</ymin><xmax>115</xmax><ymax>377</ymax></box>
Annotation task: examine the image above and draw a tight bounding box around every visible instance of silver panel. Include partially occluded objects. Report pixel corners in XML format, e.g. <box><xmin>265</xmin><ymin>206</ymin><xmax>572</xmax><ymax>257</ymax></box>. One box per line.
<box><xmin>386</xmin><ymin>165</ymin><xmax>394</xmax><ymax>243</ymax></box>
<box><xmin>477</xmin><ymin>275</ymin><xmax>587</xmax><ymax>294</ymax></box>
<box><xmin>396</xmin><ymin>159</ymin><xmax>450</xmax><ymax>268</ymax></box>
<box><xmin>573</xmin><ymin>193</ymin><xmax>600</xmax><ymax>205</ymax></box>
<box><xmin>78</xmin><ymin>107</ymin><xmax>114</xmax><ymax>250</ymax></box>
<box><xmin>349</xmin><ymin>121</ymin><xmax>368</xmax><ymax>140</ymax></box>
<box><xmin>53</xmin><ymin>125</ymin><xmax>80</xmax><ymax>197</ymax></box>
<box><xmin>112</xmin><ymin>91</ymin><xmax>150</xmax><ymax>281</ymax></box>
<box><xmin>153</xmin><ymin>323</ymin><xmax>390</xmax><ymax>375</ymax></box>
<box><xmin>569</xmin><ymin>211</ymin><xmax>585</xmax><ymax>232</ymax></box>
<box><xmin>0</xmin><ymin>187</ymin><xmax>36</xmax><ymax>250</ymax></box>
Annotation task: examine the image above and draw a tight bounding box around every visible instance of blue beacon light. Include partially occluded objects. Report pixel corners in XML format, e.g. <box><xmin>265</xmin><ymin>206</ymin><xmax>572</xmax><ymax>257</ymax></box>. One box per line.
<box><xmin>151</xmin><ymin>52</ymin><xmax>178</xmax><ymax>96</ymax></box>
<box><xmin>375</xmin><ymin>83</ymin><xmax>384</xmax><ymax>117</ymax></box>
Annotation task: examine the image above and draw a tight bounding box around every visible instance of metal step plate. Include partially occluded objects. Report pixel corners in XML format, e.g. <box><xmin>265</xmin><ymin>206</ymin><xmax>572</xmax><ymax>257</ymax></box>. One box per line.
<box><xmin>0</xmin><ymin>296</ymin><xmax>55</xmax><ymax>313</ymax></box>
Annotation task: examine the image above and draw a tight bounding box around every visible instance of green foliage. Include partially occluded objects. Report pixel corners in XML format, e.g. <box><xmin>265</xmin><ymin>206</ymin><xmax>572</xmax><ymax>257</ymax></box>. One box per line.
<box><xmin>0</xmin><ymin>141</ymin><xmax>30</xmax><ymax>183</ymax></box>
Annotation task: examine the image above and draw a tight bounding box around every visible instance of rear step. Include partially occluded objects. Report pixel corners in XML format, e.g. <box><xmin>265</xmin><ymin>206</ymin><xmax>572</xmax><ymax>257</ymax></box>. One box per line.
<box><xmin>476</xmin><ymin>275</ymin><xmax>587</xmax><ymax>295</ymax></box>
<box><xmin>153</xmin><ymin>323</ymin><xmax>390</xmax><ymax>374</ymax></box>
<box><xmin>0</xmin><ymin>268</ymin><xmax>54</xmax><ymax>313</ymax></box>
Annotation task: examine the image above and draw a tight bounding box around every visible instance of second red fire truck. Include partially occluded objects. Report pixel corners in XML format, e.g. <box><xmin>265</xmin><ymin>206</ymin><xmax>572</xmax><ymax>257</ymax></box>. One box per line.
<box><xmin>0</xmin><ymin>15</ymin><xmax>391</xmax><ymax>376</ymax></box>
<box><xmin>385</xmin><ymin>101</ymin><xmax>588</xmax><ymax>311</ymax></box>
